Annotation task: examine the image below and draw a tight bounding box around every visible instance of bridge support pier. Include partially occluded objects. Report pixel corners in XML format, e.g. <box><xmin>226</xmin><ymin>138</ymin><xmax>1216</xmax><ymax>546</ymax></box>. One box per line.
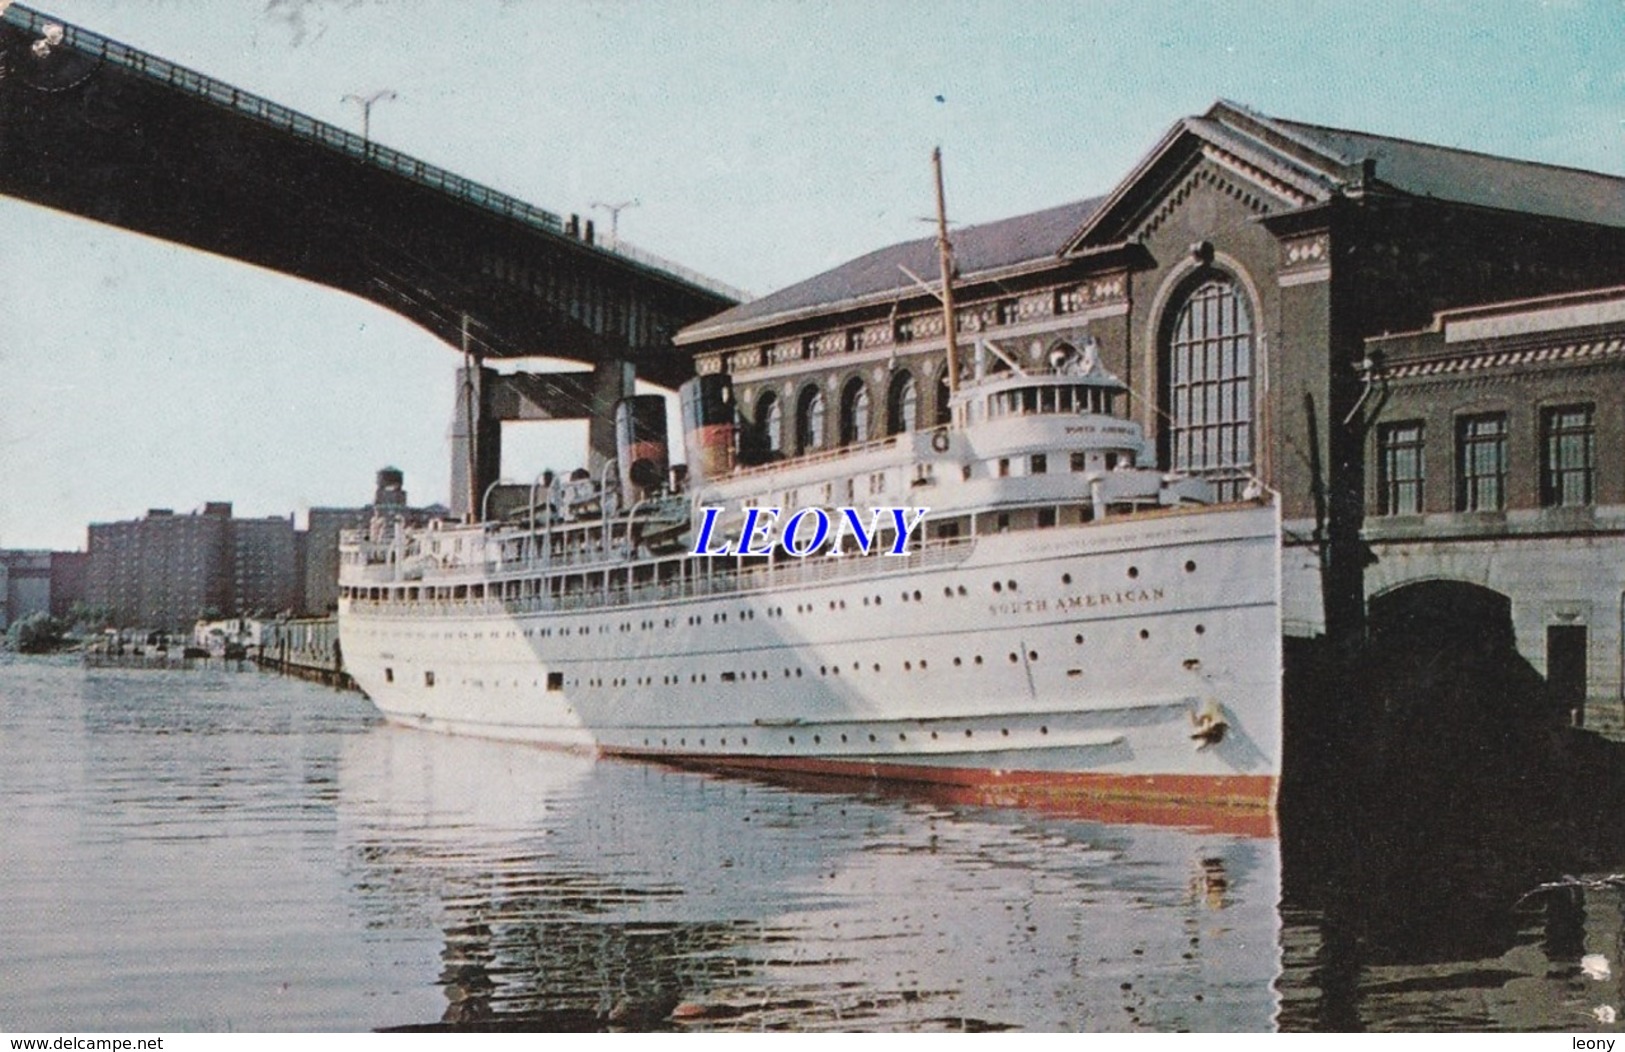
<box><xmin>448</xmin><ymin>357</ymin><xmax>638</xmax><ymax>521</ymax></box>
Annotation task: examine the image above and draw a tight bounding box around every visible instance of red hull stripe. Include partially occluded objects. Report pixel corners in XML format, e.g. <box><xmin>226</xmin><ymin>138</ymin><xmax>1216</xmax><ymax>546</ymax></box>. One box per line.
<box><xmin>601</xmin><ymin>747</ymin><xmax>1279</xmax><ymax>838</ymax></box>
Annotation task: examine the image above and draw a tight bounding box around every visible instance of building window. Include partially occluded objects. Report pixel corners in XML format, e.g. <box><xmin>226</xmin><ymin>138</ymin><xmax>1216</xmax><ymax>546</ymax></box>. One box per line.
<box><xmin>756</xmin><ymin>390</ymin><xmax>782</xmax><ymax>456</ymax></box>
<box><xmin>886</xmin><ymin>370</ymin><xmax>917</xmax><ymax>435</ymax></box>
<box><xmin>839</xmin><ymin>378</ymin><xmax>870</xmax><ymax>446</ymax></box>
<box><xmin>1542</xmin><ymin>404</ymin><xmax>1594</xmax><ymax>507</ymax></box>
<box><xmin>1456</xmin><ymin>413</ymin><xmax>1508</xmax><ymax>511</ymax></box>
<box><xmin>1162</xmin><ymin>277</ymin><xmax>1254</xmax><ymax>500</ymax></box>
<box><xmin>1377</xmin><ymin>421</ymin><xmax>1425</xmax><ymax>515</ymax></box>
<box><xmin>795</xmin><ymin>385</ymin><xmax>825</xmax><ymax>454</ymax></box>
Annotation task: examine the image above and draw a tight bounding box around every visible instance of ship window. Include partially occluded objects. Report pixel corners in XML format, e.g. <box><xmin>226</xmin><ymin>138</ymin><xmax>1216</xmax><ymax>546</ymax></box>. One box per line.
<box><xmin>887</xmin><ymin>370</ymin><xmax>917</xmax><ymax>435</ymax></box>
<box><xmin>424</xmin><ymin>671</ymin><xmax>435</xmax><ymax>687</ymax></box>
<box><xmin>935</xmin><ymin>364</ymin><xmax>953</xmax><ymax>426</ymax></box>
<box><xmin>384</xmin><ymin>668</ymin><xmax>394</xmax><ymax>683</ymax></box>
<box><xmin>1038</xmin><ymin>508</ymin><xmax>1056</xmax><ymax>528</ymax></box>
<box><xmin>840</xmin><ymin>377</ymin><xmax>871</xmax><ymax>446</ymax></box>
<box><xmin>1031</xmin><ymin>453</ymin><xmax>1047</xmax><ymax>475</ymax></box>
<box><xmin>795</xmin><ymin>385</ymin><xmax>825</xmax><ymax>454</ymax></box>
<box><xmin>546</xmin><ymin>672</ymin><xmax>563</xmax><ymax>691</ymax></box>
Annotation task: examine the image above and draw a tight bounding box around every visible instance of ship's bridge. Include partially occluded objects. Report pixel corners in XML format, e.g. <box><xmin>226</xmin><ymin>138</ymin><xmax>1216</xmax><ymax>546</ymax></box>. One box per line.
<box><xmin>951</xmin><ymin>343</ymin><xmax>1151</xmax><ymax>469</ymax></box>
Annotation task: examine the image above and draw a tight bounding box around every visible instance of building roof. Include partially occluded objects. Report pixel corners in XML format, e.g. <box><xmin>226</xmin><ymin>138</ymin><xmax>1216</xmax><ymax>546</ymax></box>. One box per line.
<box><xmin>680</xmin><ymin>100</ymin><xmax>1625</xmax><ymax>346</ymax></box>
<box><xmin>675</xmin><ymin>197</ymin><xmax>1103</xmax><ymax>345</ymax></box>
<box><xmin>1272</xmin><ymin>117</ymin><xmax>1625</xmax><ymax>230</ymax></box>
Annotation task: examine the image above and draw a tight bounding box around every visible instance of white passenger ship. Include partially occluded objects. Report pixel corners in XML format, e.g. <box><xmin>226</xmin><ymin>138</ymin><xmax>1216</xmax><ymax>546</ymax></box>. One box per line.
<box><xmin>338</xmin><ymin>339</ymin><xmax>1282</xmax><ymax>831</ymax></box>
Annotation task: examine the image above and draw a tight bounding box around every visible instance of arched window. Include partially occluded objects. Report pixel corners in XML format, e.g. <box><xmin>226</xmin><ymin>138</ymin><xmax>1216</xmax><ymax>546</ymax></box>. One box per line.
<box><xmin>1161</xmin><ymin>276</ymin><xmax>1254</xmax><ymax>500</ymax></box>
<box><xmin>934</xmin><ymin>364</ymin><xmax>952</xmax><ymax>426</ymax></box>
<box><xmin>886</xmin><ymin>370</ymin><xmax>917</xmax><ymax>436</ymax></box>
<box><xmin>839</xmin><ymin>377</ymin><xmax>870</xmax><ymax>446</ymax></box>
<box><xmin>795</xmin><ymin>385</ymin><xmax>825</xmax><ymax>455</ymax></box>
<box><xmin>756</xmin><ymin>390</ymin><xmax>782</xmax><ymax>455</ymax></box>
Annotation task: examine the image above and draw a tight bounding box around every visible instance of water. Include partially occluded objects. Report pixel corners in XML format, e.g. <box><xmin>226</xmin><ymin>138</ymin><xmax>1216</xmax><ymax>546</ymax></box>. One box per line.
<box><xmin>1</xmin><ymin>655</ymin><xmax>1622</xmax><ymax>1032</ymax></box>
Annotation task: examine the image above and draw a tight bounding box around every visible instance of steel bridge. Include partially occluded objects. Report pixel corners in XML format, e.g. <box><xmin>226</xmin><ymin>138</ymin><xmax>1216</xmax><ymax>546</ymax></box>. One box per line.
<box><xmin>0</xmin><ymin>4</ymin><xmax>745</xmax><ymax>512</ymax></box>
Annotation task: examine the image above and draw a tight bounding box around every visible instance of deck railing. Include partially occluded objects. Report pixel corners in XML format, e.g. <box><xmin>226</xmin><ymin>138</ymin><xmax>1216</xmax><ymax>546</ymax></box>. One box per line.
<box><xmin>347</xmin><ymin>536</ymin><xmax>977</xmax><ymax>618</ymax></box>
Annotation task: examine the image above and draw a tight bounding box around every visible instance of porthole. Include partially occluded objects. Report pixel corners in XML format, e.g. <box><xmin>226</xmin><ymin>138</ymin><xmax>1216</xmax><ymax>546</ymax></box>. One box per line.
<box><xmin>958</xmin><ymin>585</ymin><xmax>968</xmax><ymax>596</ymax></box>
<box><xmin>814</xmin><ymin>735</ymin><xmax>821</xmax><ymax>744</ymax></box>
<box><xmin>1040</xmin><ymin>726</ymin><xmax>1048</xmax><ymax>735</ymax></box>
<box><xmin>868</xmin><ymin>733</ymin><xmax>877</xmax><ymax>743</ymax></box>
<box><xmin>1001</xmin><ymin>728</ymin><xmax>1009</xmax><ymax>737</ymax></box>
<box><xmin>953</xmin><ymin>657</ymin><xmax>962</xmax><ymax>667</ymax></box>
<box><xmin>943</xmin><ymin>587</ymin><xmax>954</xmax><ymax>598</ymax></box>
<box><xmin>873</xmin><ymin>663</ymin><xmax>881</xmax><ymax>672</ymax></box>
<box><xmin>912</xmin><ymin>591</ymin><xmax>922</xmax><ymax>601</ymax></box>
<box><xmin>964</xmin><ymin>729</ymin><xmax>973</xmax><ymax>738</ymax></box>
<box><xmin>974</xmin><ymin>655</ymin><xmax>984</xmax><ymax>665</ymax></box>
<box><xmin>992</xmin><ymin>581</ymin><xmax>1003</xmax><ymax>594</ymax></box>
<box><xmin>1195</xmin><ymin>624</ymin><xmax>1206</xmax><ymax>635</ymax></box>
<box><xmin>1139</xmin><ymin>629</ymin><xmax>1150</xmax><ymax>640</ymax></box>
<box><xmin>931</xmin><ymin>731</ymin><xmax>939</xmax><ymax>740</ymax></box>
<box><xmin>1062</xmin><ymin>573</ymin><xmax>1072</xmax><ymax>585</ymax></box>
<box><xmin>899</xmin><ymin>732</ymin><xmax>907</xmax><ymax>741</ymax></box>
<box><xmin>1127</xmin><ymin>566</ymin><xmax>1139</xmax><ymax>579</ymax></box>
<box><xmin>1074</xmin><ymin>634</ymin><xmax>1084</xmax><ymax>645</ymax></box>
<box><xmin>788</xmin><ymin>735</ymin><xmax>796</xmax><ymax>744</ymax></box>
<box><xmin>1008</xmin><ymin>653</ymin><xmax>1019</xmax><ymax>663</ymax></box>
<box><xmin>1028</xmin><ymin>650</ymin><xmax>1038</xmax><ymax>661</ymax></box>
<box><xmin>1007</xmin><ymin>580</ymin><xmax>1018</xmax><ymax>592</ymax></box>
<box><xmin>904</xmin><ymin>661</ymin><xmax>912</xmax><ymax>671</ymax></box>
<box><xmin>1185</xmin><ymin>560</ymin><xmax>1197</xmax><ymax>573</ymax></box>
<box><xmin>840</xmin><ymin>733</ymin><xmax>848</xmax><ymax>743</ymax></box>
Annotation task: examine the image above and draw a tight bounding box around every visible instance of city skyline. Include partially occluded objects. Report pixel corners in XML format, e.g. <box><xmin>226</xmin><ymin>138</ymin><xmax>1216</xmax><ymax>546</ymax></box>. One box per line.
<box><xmin>3</xmin><ymin>0</ymin><xmax>1622</xmax><ymax>550</ymax></box>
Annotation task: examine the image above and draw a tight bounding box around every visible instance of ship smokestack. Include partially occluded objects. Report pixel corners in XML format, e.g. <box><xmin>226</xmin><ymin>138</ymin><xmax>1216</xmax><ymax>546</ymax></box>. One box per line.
<box><xmin>678</xmin><ymin>374</ymin><xmax>735</xmax><ymax>485</ymax></box>
<box><xmin>615</xmin><ymin>394</ymin><xmax>670</xmax><ymax>500</ymax></box>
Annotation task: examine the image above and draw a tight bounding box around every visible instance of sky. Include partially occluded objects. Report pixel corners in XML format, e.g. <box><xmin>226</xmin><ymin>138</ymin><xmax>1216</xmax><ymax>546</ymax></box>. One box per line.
<box><xmin>1</xmin><ymin>0</ymin><xmax>1622</xmax><ymax>550</ymax></box>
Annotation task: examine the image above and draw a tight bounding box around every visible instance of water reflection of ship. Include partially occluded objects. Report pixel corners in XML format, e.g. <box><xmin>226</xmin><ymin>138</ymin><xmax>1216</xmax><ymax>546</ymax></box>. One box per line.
<box><xmin>338</xmin><ymin>724</ymin><xmax>1282</xmax><ymax>1031</ymax></box>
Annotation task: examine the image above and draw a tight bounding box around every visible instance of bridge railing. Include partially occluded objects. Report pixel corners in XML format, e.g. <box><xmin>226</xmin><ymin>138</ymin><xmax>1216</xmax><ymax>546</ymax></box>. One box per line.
<box><xmin>1</xmin><ymin>3</ymin><xmax>748</xmax><ymax>302</ymax></box>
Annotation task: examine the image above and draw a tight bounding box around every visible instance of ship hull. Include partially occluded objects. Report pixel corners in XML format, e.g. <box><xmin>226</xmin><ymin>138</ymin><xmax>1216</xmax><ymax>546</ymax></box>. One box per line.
<box><xmin>339</xmin><ymin>501</ymin><xmax>1280</xmax><ymax>825</ymax></box>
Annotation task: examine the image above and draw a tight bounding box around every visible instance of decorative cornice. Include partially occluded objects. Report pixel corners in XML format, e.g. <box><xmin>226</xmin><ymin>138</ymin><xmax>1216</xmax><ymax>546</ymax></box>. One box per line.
<box><xmin>1135</xmin><ymin>161</ymin><xmax>1278</xmax><ymax>242</ymax></box>
<box><xmin>1387</xmin><ymin>337</ymin><xmax>1625</xmax><ymax>381</ymax></box>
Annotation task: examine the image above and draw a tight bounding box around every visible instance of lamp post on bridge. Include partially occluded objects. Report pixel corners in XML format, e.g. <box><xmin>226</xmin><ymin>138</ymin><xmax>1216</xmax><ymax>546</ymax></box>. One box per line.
<box><xmin>590</xmin><ymin>199</ymin><xmax>639</xmax><ymax>248</ymax></box>
<box><xmin>342</xmin><ymin>89</ymin><xmax>397</xmax><ymax>146</ymax></box>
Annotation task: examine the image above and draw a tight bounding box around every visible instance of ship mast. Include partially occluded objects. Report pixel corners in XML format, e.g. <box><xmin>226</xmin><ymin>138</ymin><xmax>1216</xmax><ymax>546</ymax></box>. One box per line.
<box><xmin>932</xmin><ymin>147</ymin><xmax>961</xmax><ymax>396</ymax></box>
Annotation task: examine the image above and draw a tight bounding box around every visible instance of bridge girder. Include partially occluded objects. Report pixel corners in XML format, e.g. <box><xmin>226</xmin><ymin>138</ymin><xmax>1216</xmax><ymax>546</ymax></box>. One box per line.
<box><xmin>0</xmin><ymin>6</ymin><xmax>737</xmax><ymax>389</ymax></box>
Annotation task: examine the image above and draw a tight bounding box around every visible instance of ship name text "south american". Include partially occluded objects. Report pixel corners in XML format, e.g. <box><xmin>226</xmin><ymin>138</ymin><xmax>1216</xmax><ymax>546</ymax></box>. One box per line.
<box><xmin>690</xmin><ymin>506</ymin><xmax>930</xmax><ymax>558</ymax></box>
